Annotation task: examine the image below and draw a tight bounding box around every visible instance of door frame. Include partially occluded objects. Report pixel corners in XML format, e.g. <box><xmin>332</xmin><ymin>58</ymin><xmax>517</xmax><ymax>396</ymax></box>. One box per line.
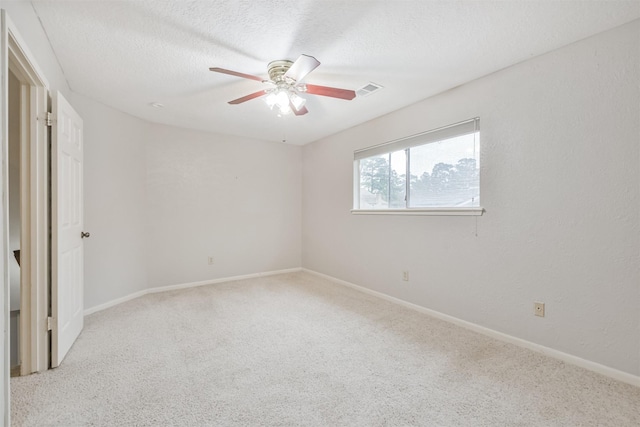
<box><xmin>7</xmin><ymin>12</ymin><xmax>50</xmax><ymax>377</ymax></box>
<box><xmin>1</xmin><ymin>8</ymin><xmax>50</xmax><ymax>423</ymax></box>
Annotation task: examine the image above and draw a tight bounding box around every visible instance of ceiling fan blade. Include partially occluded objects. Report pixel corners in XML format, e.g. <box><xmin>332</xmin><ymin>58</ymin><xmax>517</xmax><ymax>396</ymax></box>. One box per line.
<box><xmin>291</xmin><ymin>103</ymin><xmax>309</xmax><ymax>116</ymax></box>
<box><xmin>305</xmin><ymin>84</ymin><xmax>356</xmax><ymax>100</ymax></box>
<box><xmin>228</xmin><ymin>90</ymin><xmax>267</xmax><ymax>104</ymax></box>
<box><xmin>284</xmin><ymin>54</ymin><xmax>320</xmax><ymax>82</ymax></box>
<box><xmin>210</xmin><ymin>67</ymin><xmax>264</xmax><ymax>82</ymax></box>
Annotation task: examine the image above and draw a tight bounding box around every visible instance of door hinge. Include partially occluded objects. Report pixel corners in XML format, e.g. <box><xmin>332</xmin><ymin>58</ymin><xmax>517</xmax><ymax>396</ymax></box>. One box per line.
<box><xmin>47</xmin><ymin>317</ymin><xmax>53</xmax><ymax>331</ymax></box>
<box><xmin>45</xmin><ymin>112</ymin><xmax>53</xmax><ymax>127</ymax></box>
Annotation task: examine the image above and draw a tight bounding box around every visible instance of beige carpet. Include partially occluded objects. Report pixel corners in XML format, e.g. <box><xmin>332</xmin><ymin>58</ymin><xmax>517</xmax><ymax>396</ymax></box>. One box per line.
<box><xmin>11</xmin><ymin>272</ymin><xmax>640</xmax><ymax>426</ymax></box>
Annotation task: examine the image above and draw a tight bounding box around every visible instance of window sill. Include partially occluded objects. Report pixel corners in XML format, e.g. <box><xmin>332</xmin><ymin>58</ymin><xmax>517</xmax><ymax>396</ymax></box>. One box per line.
<box><xmin>351</xmin><ymin>207</ymin><xmax>484</xmax><ymax>216</ymax></box>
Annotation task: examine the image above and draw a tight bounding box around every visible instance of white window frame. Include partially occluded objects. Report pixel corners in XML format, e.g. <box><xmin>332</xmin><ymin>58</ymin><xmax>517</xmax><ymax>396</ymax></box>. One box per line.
<box><xmin>352</xmin><ymin>118</ymin><xmax>483</xmax><ymax>216</ymax></box>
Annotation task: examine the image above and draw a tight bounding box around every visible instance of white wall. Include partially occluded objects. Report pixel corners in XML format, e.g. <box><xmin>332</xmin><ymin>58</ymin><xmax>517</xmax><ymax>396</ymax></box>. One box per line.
<box><xmin>73</xmin><ymin>95</ymin><xmax>303</xmax><ymax>307</ymax></box>
<box><xmin>71</xmin><ymin>93</ymin><xmax>149</xmax><ymax>309</ymax></box>
<box><xmin>302</xmin><ymin>21</ymin><xmax>640</xmax><ymax>376</ymax></box>
<box><xmin>145</xmin><ymin>125</ymin><xmax>301</xmax><ymax>288</ymax></box>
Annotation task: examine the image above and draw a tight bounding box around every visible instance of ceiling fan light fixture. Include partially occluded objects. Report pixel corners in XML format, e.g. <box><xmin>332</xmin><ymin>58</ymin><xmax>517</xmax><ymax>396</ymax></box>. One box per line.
<box><xmin>275</xmin><ymin>90</ymin><xmax>290</xmax><ymax>109</ymax></box>
<box><xmin>264</xmin><ymin>92</ymin><xmax>278</xmax><ymax>109</ymax></box>
<box><xmin>289</xmin><ymin>92</ymin><xmax>306</xmax><ymax>110</ymax></box>
<box><xmin>265</xmin><ymin>89</ymin><xmax>299</xmax><ymax>115</ymax></box>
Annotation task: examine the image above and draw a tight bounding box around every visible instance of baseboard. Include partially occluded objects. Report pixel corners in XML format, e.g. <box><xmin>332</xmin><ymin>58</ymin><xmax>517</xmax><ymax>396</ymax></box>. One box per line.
<box><xmin>302</xmin><ymin>268</ymin><xmax>640</xmax><ymax>388</ymax></box>
<box><xmin>84</xmin><ymin>289</ymin><xmax>148</xmax><ymax>316</ymax></box>
<box><xmin>145</xmin><ymin>268</ymin><xmax>302</xmax><ymax>294</ymax></box>
<box><xmin>84</xmin><ymin>267</ymin><xmax>302</xmax><ymax>316</ymax></box>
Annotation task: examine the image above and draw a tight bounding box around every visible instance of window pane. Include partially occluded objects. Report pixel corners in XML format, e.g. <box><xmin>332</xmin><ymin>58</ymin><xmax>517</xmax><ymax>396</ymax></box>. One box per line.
<box><xmin>389</xmin><ymin>150</ymin><xmax>406</xmax><ymax>208</ymax></box>
<box><xmin>358</xmin><ymin>150</ymin><xmax>407</xmax><ymax>209</ymax></box>
<box><xmin>359</xmin><ymin>154</ymin><xmax>390</xmax><ymax>209</ymax></box>
<box><xmin>409</xmin><ymin>133</ymin><xmax>479</xmax><ymax>207</ymax></box>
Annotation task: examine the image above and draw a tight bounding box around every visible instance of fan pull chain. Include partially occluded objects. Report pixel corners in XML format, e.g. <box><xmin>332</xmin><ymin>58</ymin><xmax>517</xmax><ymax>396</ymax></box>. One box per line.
<box><xmin>282</xmin><ymin>120</ymin><xmax>287</xmax><ymax>143</ymax></box>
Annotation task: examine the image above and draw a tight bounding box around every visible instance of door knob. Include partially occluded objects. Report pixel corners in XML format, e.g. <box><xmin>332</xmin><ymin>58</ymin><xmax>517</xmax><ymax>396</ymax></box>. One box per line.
<box><xmin>81</xmin><ymin>231</ymin><xmax>90</xmax><ymax>238</ymax></box>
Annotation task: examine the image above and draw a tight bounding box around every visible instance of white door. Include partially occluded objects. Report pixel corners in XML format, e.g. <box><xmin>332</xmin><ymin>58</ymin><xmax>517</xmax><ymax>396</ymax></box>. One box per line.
<box><xmin>51</xmin><ymin>91</ymin><xmax>84</xmax><ymax>367</ymax></box>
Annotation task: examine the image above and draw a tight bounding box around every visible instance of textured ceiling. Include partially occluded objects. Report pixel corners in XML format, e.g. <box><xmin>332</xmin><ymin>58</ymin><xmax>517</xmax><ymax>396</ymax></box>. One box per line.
<box><xmin>31</xmin><ymin>1</ymin><xmax>640</xmax><ymax>145</ymax></box>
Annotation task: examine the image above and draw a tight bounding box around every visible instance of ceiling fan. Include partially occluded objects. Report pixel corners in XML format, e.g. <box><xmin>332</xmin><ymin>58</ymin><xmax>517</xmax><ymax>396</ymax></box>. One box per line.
<box><xmin>210</xmin><ymin>54</ymin><xmax>356</xmax><ymax>116</ymax></box>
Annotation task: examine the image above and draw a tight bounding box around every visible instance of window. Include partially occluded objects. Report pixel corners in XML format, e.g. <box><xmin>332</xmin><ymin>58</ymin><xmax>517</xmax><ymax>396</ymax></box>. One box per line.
<box><xmin>353</xmin><ymin>118</ymin><xmax>482</xmax><ymax>215</ymax></box>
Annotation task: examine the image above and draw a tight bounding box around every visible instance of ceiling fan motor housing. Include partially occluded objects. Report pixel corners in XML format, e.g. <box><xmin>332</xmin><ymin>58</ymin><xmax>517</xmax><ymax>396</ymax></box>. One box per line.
<box><xmin>267</xmin><ymin>60</ymin><xmax>294</xmax><ymax>83</ymax></box>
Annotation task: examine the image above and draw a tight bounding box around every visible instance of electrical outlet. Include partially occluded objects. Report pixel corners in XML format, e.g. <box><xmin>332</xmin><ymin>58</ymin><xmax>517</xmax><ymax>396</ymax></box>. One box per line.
<box><xmin>208</xmin><ymin>256</ymin><xmax>214</xmax><ymax>265</ymax></box>
<box><xmin>402</xmin><ymin>271</ymin><xmax>409</xmax><ymax>281</ymax></box>
<box><xmin>534</xmin><ymin>302</ymin><xmax>545</xmax><ymax>317</ymax></box>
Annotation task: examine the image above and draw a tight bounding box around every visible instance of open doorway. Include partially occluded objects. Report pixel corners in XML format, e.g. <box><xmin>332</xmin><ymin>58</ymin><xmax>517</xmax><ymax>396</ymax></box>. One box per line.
<box><xmin>1</xmin><ymin>10</ymin><xmax>50</xmax><ymax>423</ymax></box>
<box><xmin>3</xmin><ymin>12</ymin><xmax>51</xmax><ymax>380</ymax></box>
